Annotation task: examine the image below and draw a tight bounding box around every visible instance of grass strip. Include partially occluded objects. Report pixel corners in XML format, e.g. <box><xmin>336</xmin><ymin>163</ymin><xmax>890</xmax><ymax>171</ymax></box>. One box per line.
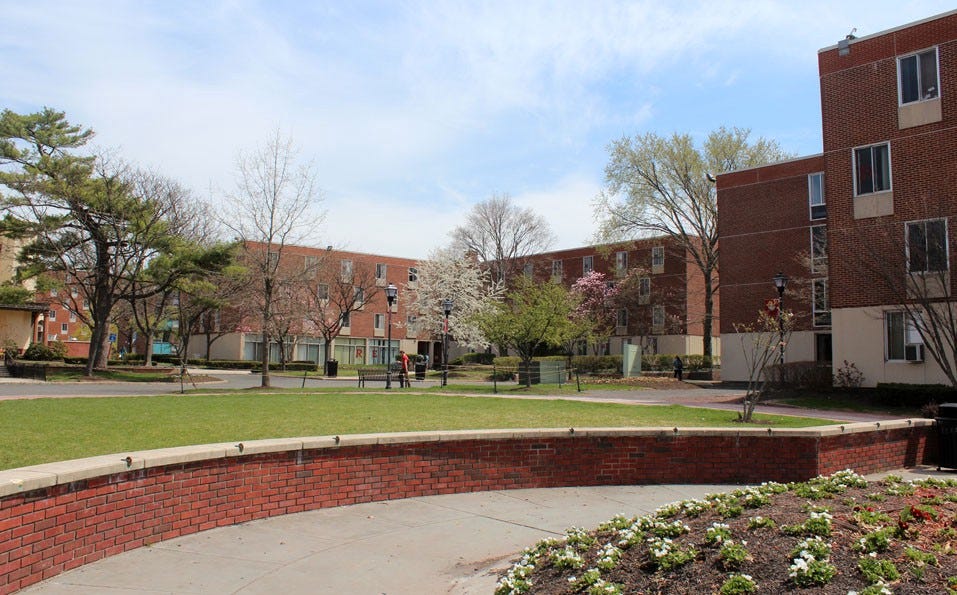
<box><xmin>0</xmin><ymin>392</ymin><xmax>832</xmax><ymax>470</ymax></box>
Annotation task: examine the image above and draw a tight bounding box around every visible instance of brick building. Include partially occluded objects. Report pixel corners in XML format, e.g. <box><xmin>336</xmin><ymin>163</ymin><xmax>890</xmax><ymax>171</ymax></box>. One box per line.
<box><xmin>718</xmin><ymin>9</ymin><xmax>957</xmax><ymax>385</ymax></box>
<box><xmin>525</xmin><ymin>237</ymin><xmax>718</xmax><ymax>357</ymax></box>
<box><xmin>202</xmin><ymin>244</ymin><xmax>441</xmax><ymax>366</ymax></box>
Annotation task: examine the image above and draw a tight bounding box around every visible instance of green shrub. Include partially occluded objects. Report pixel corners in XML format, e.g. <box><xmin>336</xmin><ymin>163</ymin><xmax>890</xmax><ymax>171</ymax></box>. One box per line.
<box><xmin>22</xmin><ymin>341</ymin><xmax>67</xmax><ymax>361</ymax></box>
<box><xmin>461</xmin><ymin>352</ymin><xmax>496</xmax><ymax>365</ymax></box>
<box><xmin>570</xmin><ymin>355</ymin><xmax>622</xmax><ymax>374</ymax></box>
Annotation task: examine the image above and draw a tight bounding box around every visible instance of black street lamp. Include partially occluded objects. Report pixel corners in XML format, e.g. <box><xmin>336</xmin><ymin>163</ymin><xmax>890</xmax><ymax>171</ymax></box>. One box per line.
<box><xmin>385</xmin><ymin>283</ymin><xmax>398</xmax><ymax>389</ymax></box>
<box><xmin>773</xmin><ymin>272</ymin><xmax>789</xmax><ymax>368</ymax></box>
<box><xmin>442</xmin><ymin>298</ymin><xmax>453</xmax><ymax>387</ymax></box>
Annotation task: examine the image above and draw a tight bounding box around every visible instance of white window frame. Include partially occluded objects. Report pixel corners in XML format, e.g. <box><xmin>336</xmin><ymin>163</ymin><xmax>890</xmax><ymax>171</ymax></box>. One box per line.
<box><xmin>408</xmin><ymin>267</ymin><xmax>418</xmax><ymax>282</ymax></box>
<box><xmin>340</xmin><ymin>259</ymin><xmax>353</xmax><ymax>282</ymax></box>
<box><xmin>638</xmin><ymin>277</ymin><xmax>651</xmax><ymax>298</ymax></box>
<box><xmin>316</xmin><ymin>283</ymin><xmax>329</xmax><ymax>301</ymax></box>
<box><xmin>812</xmin><ymin>278</ymin><xmax>830</xmax><ymax>327</ymax></box>
<box><xmin>853</xmin><ymin>142</ymin><xmax>891</xmax><ymax>196</ymax></box>
<box><xmin>885</xmin><ymin>310</ymin><xmax>924</xmax><ymax>362</ymax></box>
<box><xmin>652</xmin><ymin>246</ymin><xmax>665</xmax><ymax>268</ymax></box>
<box><xmin>810</xmin><ymin>225</ymin><xmax>827</xmax><ymax>273</ymax></box>
<box><xmin>48</xmin><ymin>309</ymin><xmax>56</xmax><ymax>321</ymax></box>
<box><xmin>69</xmin><ymin>312</ymin><xmax>76</xmax><ymax>322</ymax></box>
<box><xmin>652</xmin><ymin>305</ymin><xmax>665</xmax><ymax>330</ymax></box>
<box><xmin>582</xmin><ymin>255</ymin><xmax>593</xmax><ymax>275</ymax></box>
<box><xmin>898</xmin><ymin>47</ymin><xmax>939</xmax><ymax>105</ymax></box>
<box><xmin>523</xmin><ymin>262</ymin><xmax>534</xmax><ymax>278</ymax></box>
<box><xmin>808</xmin><ymin>172</ymin><xmax>826</xmax><ymax>220</ymax></box>
<box><xmin>354</xmin><ymin>286</ymin><xmax>364</xmax><ymax>304</ymax></box>
<box><xmin>340</xmin><ymin>311</ymin><xmax>351</xmax><ymax>328</ymax></box>
<box><xmin>906</xmin><ymin>218</ymin><xmax>949</xmax><ymax>273</ymax></box>
<box><xmin>304</xmin><ymin>255</ymin><xmax>319</xmax><ymax>272</ymax></box>
<box><xmin>552</xmin><ymin>260</ymin><xmax>563</xmax><ymax>279</ymax></box>
<box><xmin>373</xmin><ymin>313</ymin><xmax>385</xmax><ymax>330</ymax></box>
<box><xmin>60</xmin><ymin>323</ymin><xmax>68</xmax><ymax>334</ymax></box>
<box><xmin>616</xmin><ymin>308</ymin><xmax>628</xmax><ymax>329</ymax></box>
<box><xmin>615</xmin><ymin>251</ymin><xmax>628</xmax><ymax>276</ymax></box>
<box><xmin>375</xmin><ymin>263</ymin><xmax>387</xmax><ymax>279</ymax></box>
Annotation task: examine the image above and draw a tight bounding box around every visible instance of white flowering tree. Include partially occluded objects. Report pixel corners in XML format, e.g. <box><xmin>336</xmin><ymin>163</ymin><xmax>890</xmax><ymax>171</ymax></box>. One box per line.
<box><xmin>406</xmin><ymin>246</ymin><xmax>503</xmax><ymax>350</ymax></box>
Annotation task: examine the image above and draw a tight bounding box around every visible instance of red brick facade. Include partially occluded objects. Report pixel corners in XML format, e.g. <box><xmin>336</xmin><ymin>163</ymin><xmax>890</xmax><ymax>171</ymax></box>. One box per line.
<box><xmin>718</xmin><ymin>10</ymin><xmax>957</xmax><ymax>382</ymax></box>
<box><xmin>524</xmin><ymin>238</ymin><xmax>713</xmax><ymax>353</ymax></box>
<box><xmin>717</xmin><ymin>155</ymin><xmax>826</xmax><ymax>334</ymax></box>
<box><xmin>0</xmin><ymin>423</ymin><xmax>935</xmax><ymax>593</ymax></box>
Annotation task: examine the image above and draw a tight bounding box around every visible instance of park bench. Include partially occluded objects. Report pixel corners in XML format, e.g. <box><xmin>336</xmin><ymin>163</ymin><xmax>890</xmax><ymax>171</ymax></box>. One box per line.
<box><xmin>357</xmin><ymin>364</ymin><xmax>413</xmax><ymax>387</ymax></box>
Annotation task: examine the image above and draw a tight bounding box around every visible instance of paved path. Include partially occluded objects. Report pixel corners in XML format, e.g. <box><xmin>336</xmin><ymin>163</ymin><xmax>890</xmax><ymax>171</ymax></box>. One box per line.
<box><xmin>20</xmin><ymin>467</ymin><xmax>946</xmax><ymax>594</ymax></box>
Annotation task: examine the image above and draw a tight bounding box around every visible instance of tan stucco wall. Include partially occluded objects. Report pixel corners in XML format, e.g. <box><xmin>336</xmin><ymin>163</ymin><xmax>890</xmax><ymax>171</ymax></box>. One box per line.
<box><xmin>719</xmin><ymin>330</ymin><xmax>818</xmax><ymax>383</ymax></box>
<box><xmin>0</xmin><ymin>311</ymin><xmax>35</xmax><ymax>352</ymax></box>
<box><xmin>832</xmin><ymin>307</ymin><xmax>953</xmax><ymax>387</ymax></box>
<box><xmin>205</xmin><ymin>332</ymin><xmax>244</xmax><ymax>361</ymax></box>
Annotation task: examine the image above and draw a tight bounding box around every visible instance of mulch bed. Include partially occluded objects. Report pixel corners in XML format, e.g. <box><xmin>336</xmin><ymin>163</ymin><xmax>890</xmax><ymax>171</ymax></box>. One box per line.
<box><xmin>498</xmin><ymin>473</ymin><xmax>957</xmax><ymax>594</ymax></box>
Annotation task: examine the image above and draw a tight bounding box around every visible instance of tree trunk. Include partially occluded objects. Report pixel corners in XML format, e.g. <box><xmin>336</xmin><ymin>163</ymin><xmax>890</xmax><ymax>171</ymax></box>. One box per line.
<box><xmin>144</xmin><ymin>334</ymin><xmax>154</xmax><ymax>366</ymax></box>
<box><xmin>703</xmin><ymin>270</ymin><xmax>714</xmax><ymax>362</ymax></box>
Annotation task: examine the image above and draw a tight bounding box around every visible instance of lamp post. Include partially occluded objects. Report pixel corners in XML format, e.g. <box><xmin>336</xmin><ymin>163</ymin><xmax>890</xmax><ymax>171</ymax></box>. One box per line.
<box><xmin>773</xmin><ymin>272</ymin><xmax>789</xmax><ymax>368</ymax></box>
<box><xmin>385</xmin><ymin>283</ymin><xmax>397</xmax><ymax>389</ymax></box>
<box><xmin>442</xmin><ymin>298</ymin><xmax>453</xmax><ymax>387</ymax></box>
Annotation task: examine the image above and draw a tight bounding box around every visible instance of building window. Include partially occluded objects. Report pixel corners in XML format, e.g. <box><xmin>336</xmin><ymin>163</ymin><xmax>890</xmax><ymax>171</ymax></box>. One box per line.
<box><xmin>61</xmin><ymin>323</ymin><xmax>68</xmax><ymax>334</ymax></box>
<box><xmin>82</xmin><ymin>299</ymin><xmax>89</xmax><ymax>309</ymax></box>
<box><xmin>652</xmin><ymin>246</ymin><xmax>665</xmax><ymax>268</ymax></box>
<box><xmin>316</xmin><ymin>283</ymin><xmax>329</xmax><ymax>300</ymax></box>
<box><xmin>812</xmin><ymin>278</ymin><xmax>830</xmax><ymax>327</ymax></box>
<box><xmin>552</xmin><ymin>260</ymin><xmax>563</xmax><ymax>279</ymax></box>
<box><xmin>615</xmin><ymin>251</ymin><xmax>628</xmax><ymax>276</ymax></box>
<box><xmin>267</xmin><ymin>251</ymin><xmax>279</xmax><ymax>268</ymax></box>
<box><xmin>617</xmin><ymin>308</ymin><xmax>628</xmax><ymax>329</ymax></box>
<box><xmin>375</xmin><ymin>263</ymin><xmax>387</xmax><ymax>281</ymax></box>
<box><xmin>523</xmin><ymin>262</ymin><xmax>533</xmax><ymax>278</ymax></box>
<box><xmin>69</xmin><ymin>312</ymin><xmax>76</xmax><ymax>322</ymax></box>
<box><xmin>304</xmin><ymin>255</ymin><xmax>319</xmax><ymax>272</ymax></box>
<box><xmin>340</xmin><ymin>259</ymin><xmax>353</xmax><ymax>282</ymax></box>
<box><xmin>652</xmin><ymin>305</ymin><xmax>665</xmax><ymax>330</ymax></box>
<box><xmin>70</xmin><ymin>287</ymin><xmax>78</xmax><ymax>298</ymax></box>
<box><xmin>809</xmin><ymin>172</ymin><xmax>826</xmax><ymax>220</ymax></box>
<box><xmin>48</xmin><ymin>310</ymin><xmax>56</xmax><ymax>321</ymax></box>
<box><xmin>50</xmin><ymin>287</ymin><xmax>58</xmax><ymax>297</ymax></box>
<box><xmin>354</xmin><ymin>286</ymin><xmax>364</xmax><ymax>304</ymax></box>
<box><xmin>854</xmin><ymin>143</ymin><xmax>891</xmax><ymax>195</ymax></box>
<box><xmin>907</xmin><ymin>219</ymin><xmax>948</xmax><ymax>273</ymax></box>
<box><xmin>638</xmin><ymin>277</ymin><xmax>651</xmax><ymax>298</ymax></box>
<box><xmin>374</xmin><ymin>313</ymin><xmax>385</xmax><ymax>330</ymax></box>
<box><xmin>811</xmin><ymin>225</ymin><xmax>827</xmax><ymax>273</ymax></box>
<box><xmin>582</xmin><ymin>255</ymin><xmax>593</xmax><ymax>275</ymax></box>
<box><xmin>341</xmin><ymin>312</ymin><xmax>351</xmax><ymax>328</ymax></box>
<box><xmin>885</xmin><ymin>310</ymin><xmax>924</xmax><ymax>361</ymax></box>
<box><xmin>408</xmin><ymin>267</ymin><xmax>418</xmax><ymax>282</ymax></box>
<box><xmin>899</xmin><ymin>47</ymin><xmax>939</xmax><ymax>105</ymax></box>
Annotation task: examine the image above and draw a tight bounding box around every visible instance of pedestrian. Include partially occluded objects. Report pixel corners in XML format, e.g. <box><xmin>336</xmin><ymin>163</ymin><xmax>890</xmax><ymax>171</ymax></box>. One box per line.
<box><xmin>400</xmin><ymin>350</ymin><xmax>410</xmax><ymax>387</ymax></box>
<box><xmin>673</xmin><ymin>355</ymin><xmax>684</xmax><ymax>381</ymax></box>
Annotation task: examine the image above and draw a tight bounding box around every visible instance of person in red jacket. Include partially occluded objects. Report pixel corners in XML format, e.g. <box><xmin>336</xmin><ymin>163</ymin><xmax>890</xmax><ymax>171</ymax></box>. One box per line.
<box><xmin>400</xmin><ymin>350</ymin><xmax>410</xmax><ymax>387</ymax></box>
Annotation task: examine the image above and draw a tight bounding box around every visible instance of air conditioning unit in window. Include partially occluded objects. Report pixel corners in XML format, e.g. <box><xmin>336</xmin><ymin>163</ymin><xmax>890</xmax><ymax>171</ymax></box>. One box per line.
<box><xmin>904</xmin><ymin>344</ymin><xmax>924</xmax><ymax>362</ymax></box>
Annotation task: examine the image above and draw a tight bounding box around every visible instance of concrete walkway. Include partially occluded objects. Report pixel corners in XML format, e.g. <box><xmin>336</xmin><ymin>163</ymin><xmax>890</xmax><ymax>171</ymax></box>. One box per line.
<box><xmin>20</xmin><ymin>467</ymin><xmax>946</xmax><ymax>594</ymax></box>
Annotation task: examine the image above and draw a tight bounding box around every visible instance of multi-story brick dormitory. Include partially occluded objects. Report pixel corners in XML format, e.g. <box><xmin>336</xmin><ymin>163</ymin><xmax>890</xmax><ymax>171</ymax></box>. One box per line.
<box><xmin>718</xmin><ymin>9</ymin><xmax>957</xmax><ymax>386</ymax></box>
<box><xmin>200</xmin><ymin>243</ymin><xmax>442</xmax><ymax>367</ymax></box>
<box><xmin>523</xmin><ymin>237</ymin><xmax>718</xmax><ymax>358</ymax></box>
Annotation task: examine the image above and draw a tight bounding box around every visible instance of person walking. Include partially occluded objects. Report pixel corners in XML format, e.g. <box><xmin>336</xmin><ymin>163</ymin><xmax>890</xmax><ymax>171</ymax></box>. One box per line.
<box><xmin>673</xmin><ymin>355</ymin><xmax>684</xmax><ymax>381</ymax></box>
<box><xmin>400</xmin><ymin>350</ymin><xmax>410</xmax><ymax>387</ymax></box>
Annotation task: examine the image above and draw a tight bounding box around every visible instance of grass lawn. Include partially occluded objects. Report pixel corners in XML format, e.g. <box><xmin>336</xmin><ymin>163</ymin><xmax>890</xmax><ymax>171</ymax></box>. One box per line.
<box><xmin>0</xmin><ymin>392</ymin><xmax>834</xmax><ymax>471</ymax></box>
<box><xmin>767</xmin><ymin>391</ymin><xmax>923</xmax><ymax>417</ymax></box>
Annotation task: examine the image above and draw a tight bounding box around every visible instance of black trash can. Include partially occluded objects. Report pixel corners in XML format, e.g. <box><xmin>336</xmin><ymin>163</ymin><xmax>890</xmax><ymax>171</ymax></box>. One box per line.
<box><xmin>414</xmin><ymin>362</ymin><xmax>426</xmax><ymax>380</ymax></box>
<box><xmin>325</xmin><ymin>359</ymin><xmax>338</xmax><ymax>378</ymax></box>
<box><xmin>936</xmin><ymin>403</ymin><xmax>957</xmax><ymax>470</ymax></box>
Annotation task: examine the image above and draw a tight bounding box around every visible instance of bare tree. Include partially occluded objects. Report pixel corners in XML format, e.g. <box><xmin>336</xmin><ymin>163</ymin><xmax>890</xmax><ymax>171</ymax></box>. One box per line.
<box><xmin>450</xmin><ymin>193</ymin><xmax>555</xmax><ymax>285</ymax></box>
<box><xmin>220</xmin><ymin>130</ymin><xmax>324</xmax><ymax>387</ymax></box>
<box><xmin>595</xmin><ymin>127</ymin><xmax>791</xmax><ymax>361</ymax></box>
<box><xmin>303</xmin><ymin>258</ymin><xmax>380</xmax><ymax>372</ymax></box>
<box><xmin>734</xmin><ymin>310</ymin><xmax>795</xmax><ymax>422</ymax></box>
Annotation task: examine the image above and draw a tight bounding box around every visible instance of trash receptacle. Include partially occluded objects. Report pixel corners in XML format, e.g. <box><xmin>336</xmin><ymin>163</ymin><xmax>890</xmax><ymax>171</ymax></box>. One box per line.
<box><xmin>415</xmin><ymin>362</ymin><xmax>426</xmax><ymax>380</ymax></box>
<box><xmin>936</xmin><ymin>403</ymin><xmax>957</xmax><ymax>470</ymax></box>
<box><xmin>325</xmin><ymin>359</ymin><xmax>338</xmax><ymax>378</ymax></box>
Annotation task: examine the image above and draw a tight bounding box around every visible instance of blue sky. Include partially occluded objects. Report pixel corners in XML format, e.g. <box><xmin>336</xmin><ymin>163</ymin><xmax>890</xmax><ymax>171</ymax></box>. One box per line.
<box><xmin>2</xmin><ymin>1</ymin><xmax>953</xmax><ymax>258</ymax></box>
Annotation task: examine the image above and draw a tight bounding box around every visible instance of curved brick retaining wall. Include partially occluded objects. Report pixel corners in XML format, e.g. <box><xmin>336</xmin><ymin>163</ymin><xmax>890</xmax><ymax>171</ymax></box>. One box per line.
<box><xmin>0</xmin><ymin>421</ymin><xmax>935</xmax><ymax>593</ymax></box>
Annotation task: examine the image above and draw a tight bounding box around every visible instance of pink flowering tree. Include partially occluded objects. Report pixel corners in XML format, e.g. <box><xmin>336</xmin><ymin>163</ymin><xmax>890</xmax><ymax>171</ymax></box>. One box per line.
<box><xmin>570</xmin><ymin>271</ymin><xmax>622</xmax><ymax>355</ymax></box>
